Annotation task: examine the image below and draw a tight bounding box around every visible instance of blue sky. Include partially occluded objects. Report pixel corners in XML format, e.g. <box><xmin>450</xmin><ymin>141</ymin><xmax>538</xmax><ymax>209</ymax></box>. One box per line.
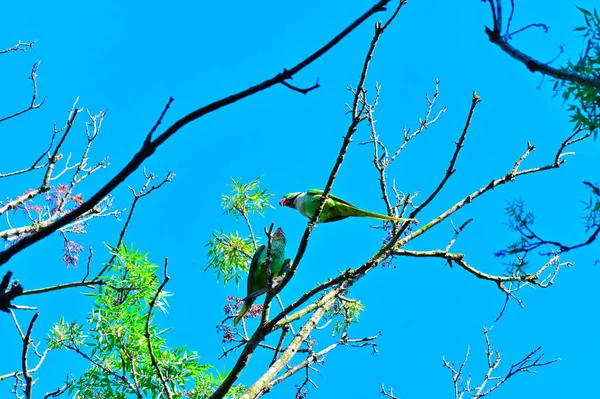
<box><xmin>1</xmin><ymin>0</ymin><xmax>598</xmax><ymax>397</ymax></box>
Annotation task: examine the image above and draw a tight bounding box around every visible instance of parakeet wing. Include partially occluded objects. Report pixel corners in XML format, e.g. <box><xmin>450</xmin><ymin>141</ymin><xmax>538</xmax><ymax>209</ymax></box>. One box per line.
<box><xmin>247</xmin><ymin>244</ymin><xmax>266</xmax><ymax>295</ymax></box>
<box><xmin>307</xmin><ymin>189</ymin><xmax>356</xmax><ymax>207</ymax></box>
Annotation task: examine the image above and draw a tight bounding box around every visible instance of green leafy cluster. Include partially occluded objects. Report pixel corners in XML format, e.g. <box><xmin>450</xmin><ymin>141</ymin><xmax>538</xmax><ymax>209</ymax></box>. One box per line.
<box><xmin>221</xmin><ymin>176</ymin><xmax>274</xmax><ymax>219</ymax></box>
<box><xmin>206</xmin><ymin>176</ymin><xmax>274</xmax><ymax>286</ymax></box>
<box><xmin>556</xmin><ymin>7</ymin><xmax>600</xmax><ymax>137</ymax></box>
<box><xmin>205</xmin><ymin>230</ymin><xmax>254</xmax><ymax>286</ymax></box>
<box><xmin>327</xmin><ymin>297</ymin><xmax>365</xmax><ymax>336</ymax></box>
<box><xmin>47</xmin><ymin>244</ymin><xmax>241</xmax><ymax>398</ymax></box>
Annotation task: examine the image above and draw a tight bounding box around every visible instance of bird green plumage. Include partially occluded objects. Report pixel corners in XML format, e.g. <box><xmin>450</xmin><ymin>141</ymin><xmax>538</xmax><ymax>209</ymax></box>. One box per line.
<box><xmin>279</xmin><ymin>189</ymin><xmax>415</xmax><ymax>223</ymax></box>
<box><xmin>234</xmin><ymin>227</ymin><xmax>291</xmax><ymax>326</ymax></box>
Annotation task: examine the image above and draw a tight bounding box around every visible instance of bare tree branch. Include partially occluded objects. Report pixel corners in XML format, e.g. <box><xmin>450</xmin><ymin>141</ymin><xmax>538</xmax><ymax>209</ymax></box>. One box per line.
<box><xmin>363</xmin><ymin>78</ymin><xmax>445</xmax><ymax>217</ymax></box>
<box><xmin>271</xmin><ymin>0</ymin><xmax>407</xmax><ymax>323</ymax></box>
<box><xmin>410</xmin><ymin>92</ymin><xmax>480</xmax><ymax>219</ymax></box>
<box><xmin>21</xmin><ymin>313</ymin><xmax>39</xmax><ymax>399</ymax></box>
<box><xmin>442</xmin><ymin>327</ymin><xmax>560</xmax><ymax>398</ymax></box>
<box><xmin>96</xmin><ymin>169</ymin><xmax>173</xmax><ymax>278</ymax></box>
<box><xmin>0</xmin><ymin>0</ymin><xmax>396</xmax><ymax>268</ymax></box>
<box><xmin>380</xmin><ymin>383</ymin><xmax>400</xmax><ymax>399</ymax></box>
<box><xmin>0</xmin><ymin>41</ymin><xmax>36</xmax><ymax>54</ymax></box>
<box><xmin>0</xmin><ymin>62</ymin><xmax>46</xmax><ymax>123</ymax></box>
<box><xmin>398</xmin><ymin>129</ymin><xmax>589</xmax><ymax>249</ymax></box>
<box><xmin>20</xmin><ymin>279</ymin><xmax>104</xmax><ymax>297</ymax></box>
<box><xmin>483</xmin><ymin>0</ymin><xmax>600</xmax><ymax>89</ymax></box>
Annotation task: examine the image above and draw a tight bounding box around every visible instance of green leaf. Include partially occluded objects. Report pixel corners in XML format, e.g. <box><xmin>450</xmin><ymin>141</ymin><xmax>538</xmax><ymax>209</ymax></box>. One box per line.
<box><xmin>576</xmin><ymin>6</ymin><xmax>592</xmax><ymax>17</ymax></box>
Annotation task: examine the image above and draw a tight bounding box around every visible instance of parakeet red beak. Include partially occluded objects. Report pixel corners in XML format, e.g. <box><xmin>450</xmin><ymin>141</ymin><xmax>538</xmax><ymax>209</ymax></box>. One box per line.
<box><xmin>279</xmin><ymin>198</ymin><xmax>290</xmax><ymax>207</ymax></box>
<box><xmin>274</xmin><ymin>227</ymin><xmax>285</xmax><ymax>241</ymax></box>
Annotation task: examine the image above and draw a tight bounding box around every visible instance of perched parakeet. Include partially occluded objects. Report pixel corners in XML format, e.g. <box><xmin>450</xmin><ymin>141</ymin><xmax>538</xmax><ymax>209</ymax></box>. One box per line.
<box><xmin>279</xmin><ymin>189</ymin><xmax>415</xmax><ymax>223</ymax></box>
<box><xmin>234</xmin><ymin>227</ymin><xmax>291</xmax><ymax>326</ymax></box>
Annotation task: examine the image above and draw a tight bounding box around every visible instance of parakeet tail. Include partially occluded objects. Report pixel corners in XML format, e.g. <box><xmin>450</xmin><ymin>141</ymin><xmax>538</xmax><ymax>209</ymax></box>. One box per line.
<box><xmin>349</xmin><ymin>206</ymin><xmax>414</xmax><ymax>222</ymax></box>
<box><xmin>234</xmin><ymin>301</ymin><xmax>250</xmax><ymax>327</ymax></box>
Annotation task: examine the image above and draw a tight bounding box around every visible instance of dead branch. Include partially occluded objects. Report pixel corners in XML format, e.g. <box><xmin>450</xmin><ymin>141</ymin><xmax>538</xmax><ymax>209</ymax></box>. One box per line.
<box><xmin>442</xmin><ymin>327</ymin><xmax>560</xmax><ymax>398</ymax></box>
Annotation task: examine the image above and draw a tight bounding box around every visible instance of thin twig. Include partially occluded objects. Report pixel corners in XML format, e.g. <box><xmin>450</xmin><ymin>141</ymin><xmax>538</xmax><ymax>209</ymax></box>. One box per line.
<box><xmin>0</xmin><ymin>62</ymin><xmax>45</xmax><ymax>123</ymax></box>
<box><xmin>97</xmin><ymin>170</ymin><xmax>174</xmax><ymax>278</ymax></box>
<box><xmin>0</xmin><ymin>40</ymin><xmax>36</xmax><ymax>54</ymax></box>
<box><xmin>20</xmin><ymin>279</ymin><xmax>104</xmax><ymax>297</ymax></box>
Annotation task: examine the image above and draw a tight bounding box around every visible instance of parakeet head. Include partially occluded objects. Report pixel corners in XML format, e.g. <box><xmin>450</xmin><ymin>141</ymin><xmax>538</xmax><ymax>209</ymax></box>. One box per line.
<box><xmin>278</xmin><ymin>193</ymin><xmax>301</xmax><ymax>208</ymax></box>
<box><xmin>273</xmin><ymin>227</ymin><xmax>286</xmax><ymax>245</ymax></box>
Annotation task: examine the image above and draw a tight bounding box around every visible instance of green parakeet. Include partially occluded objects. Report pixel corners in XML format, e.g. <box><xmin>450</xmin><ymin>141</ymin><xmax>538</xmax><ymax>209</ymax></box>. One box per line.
<box><xmin>279</xmin><ymin>189</ymin><xmax>415</xmax><ymax>223</ymax></box>
<box><xmin>234</xmin><ymin>227</ymin><xmax>291</xmax><ymax>326</ymax></box>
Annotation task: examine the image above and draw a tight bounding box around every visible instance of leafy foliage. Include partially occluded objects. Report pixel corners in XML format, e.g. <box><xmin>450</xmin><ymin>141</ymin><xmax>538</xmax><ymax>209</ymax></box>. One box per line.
<box><xmin>47</xmin><ymin>244</ymin><xmax>243</xmax><ymax>398</ymax></box>
<box><xmin>205</xmin><ymin>230</ymin><xmax>254</xmax><ymax>286</ymax></box>
<box><xmin>555</xmin><ymin>7</ymin><xmax>600</xmax><ymax>137</ymax></box>
<box><xmin>221</xmin><ymin>176</ymin><xmax>274</xmax><ymax>220</ymax></box>
<box><xmin>326</xmin><ymin>297</ymin><xmax>365</xmax><ymax>336</ymax></box>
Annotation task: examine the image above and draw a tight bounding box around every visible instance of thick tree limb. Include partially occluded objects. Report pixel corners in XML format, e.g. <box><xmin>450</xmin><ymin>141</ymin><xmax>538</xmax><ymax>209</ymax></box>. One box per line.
<box><xmin>240</xmin><ymin>289</ymin><xmax>340</xmax><ymax>399</ymax></box>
